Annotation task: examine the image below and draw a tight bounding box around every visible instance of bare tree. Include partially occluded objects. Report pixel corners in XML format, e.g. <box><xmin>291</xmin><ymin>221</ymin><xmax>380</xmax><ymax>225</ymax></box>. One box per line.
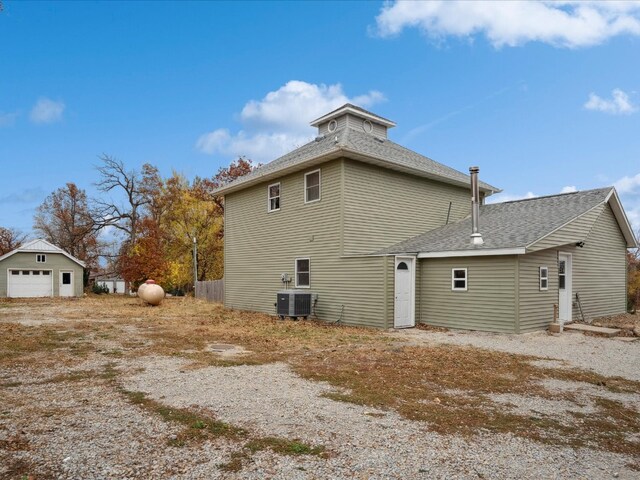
<box><xmin>0</xmin><ymin>227</ymin><xmax>27</xmax><ymax>255</ymax></box>
<box><xmin>93</xmin><ymin>155</ymin><xmax>162</xmax><ymax>246</ymax></box>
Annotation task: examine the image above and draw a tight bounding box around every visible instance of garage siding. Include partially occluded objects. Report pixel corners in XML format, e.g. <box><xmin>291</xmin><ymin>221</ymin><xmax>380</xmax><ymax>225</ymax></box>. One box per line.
<box><xmin>0</xmin><ymin>252</ymin><xmax>84</xmax><ymax>297</ymax></box>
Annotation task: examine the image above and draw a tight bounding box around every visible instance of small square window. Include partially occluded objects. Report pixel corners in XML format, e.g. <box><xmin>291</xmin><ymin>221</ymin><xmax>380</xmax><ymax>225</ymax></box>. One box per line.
<box><xmin>32</xmin><ymin>271</ymin><xmax>40</xmax><ymax>275</ymax></box>
<box><xmin>539</xmin><ymin>267</ymin><xmax>549</xmax><ymax>291</ymax></box>
<box><xmin>268</xmin><ymin>183</ymin><xmax>280</xmax><ymax>212</ymax></box>
<box><xmin>22</xmin><ymin>270</ymin><xmax>30</xmax><ymax>275</ymax></box>
<box><xmin>36</xmin><ymin>254</ymin><xmax>46</xmax><ymax>263</ymax></box>
<box><xmin>11</xmin><ymin>270</ymin><xmax>19</xmax><ymax>275</ymax></box>
<box><xmin>304</xmin><ymin>170</ymin><xmax>321</xmax><ymax>203</ymax></box>
<box><xmin>295</xmin><ymin>258</ymin><xmax>310</xmax><ymax>288</ymax></box>
<box><xmin>452</xmin><ymin>268</ymin><xmax>467</xmax><ymax>291</ymax></box>
<box><xmin>43</xmin><ymin>271</ymin><xmax>50</xmax><ymax>275</ymax></box>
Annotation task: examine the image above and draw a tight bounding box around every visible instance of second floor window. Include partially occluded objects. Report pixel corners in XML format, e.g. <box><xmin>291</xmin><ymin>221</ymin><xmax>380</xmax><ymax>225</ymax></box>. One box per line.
<box><xmin>305</xmin><ymin>169</ymin><xmax>321</xmax><ymax>203</ymax></box>
<box><xmin>36</xmin><ymin>254</ymin><xmax>46</xmax><ymax>263</ymax></box>
<box><xmin>268</xmin><ymin>183</ymin><xmax>280</xmax><ymax>212</ymax></box>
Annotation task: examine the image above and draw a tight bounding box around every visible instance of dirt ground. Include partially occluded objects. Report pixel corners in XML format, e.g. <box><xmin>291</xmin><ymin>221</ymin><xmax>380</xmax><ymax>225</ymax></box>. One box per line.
<box><xmin>1</xmin><ymin>296</ymin><xmax>639</xmax><ymax>479</ymax></box>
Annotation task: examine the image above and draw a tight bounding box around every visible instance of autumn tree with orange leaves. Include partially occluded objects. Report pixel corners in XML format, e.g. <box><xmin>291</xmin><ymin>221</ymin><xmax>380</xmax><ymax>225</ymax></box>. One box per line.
<box><xmin>34</xmin><ymin>183</ymin><xmax>101</xmax><ymax>273</ymax></box>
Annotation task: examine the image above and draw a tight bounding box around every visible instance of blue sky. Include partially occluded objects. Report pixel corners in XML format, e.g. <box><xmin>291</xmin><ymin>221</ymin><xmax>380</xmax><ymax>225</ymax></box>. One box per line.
<box><xmin>1</xmin><ymin>1</ymin><xmax>639</xmax><ymax>235</ymax></box>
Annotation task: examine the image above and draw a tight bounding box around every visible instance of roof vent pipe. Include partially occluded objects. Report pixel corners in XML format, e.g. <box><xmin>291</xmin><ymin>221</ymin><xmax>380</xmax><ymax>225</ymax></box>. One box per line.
<box><xmin>469</xmin><ymin>166</ymin><xmax>484</xmax><ymax>246</ymax></box>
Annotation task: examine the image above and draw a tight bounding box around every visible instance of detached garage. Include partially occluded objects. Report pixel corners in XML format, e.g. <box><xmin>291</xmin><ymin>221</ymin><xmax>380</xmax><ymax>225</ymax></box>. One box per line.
<box><xmin>0</xmin><ymin>239</ymin><xmax>85</xmax><ymax>298</ymax></box>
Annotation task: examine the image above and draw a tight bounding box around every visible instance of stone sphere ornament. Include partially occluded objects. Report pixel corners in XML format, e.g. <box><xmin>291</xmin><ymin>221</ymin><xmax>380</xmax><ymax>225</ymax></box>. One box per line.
<box><xmin>138</xmin><ymin>279</ymin><xmax>165</xmax><ymax>306</ymax></box>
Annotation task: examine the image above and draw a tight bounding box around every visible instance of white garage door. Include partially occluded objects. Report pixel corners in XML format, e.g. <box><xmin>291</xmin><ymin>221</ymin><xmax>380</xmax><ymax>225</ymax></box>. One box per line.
<box><xmin>7</xmin><ymin>269</ymin><xmax>53</xmax><ymax>298</ymax></box>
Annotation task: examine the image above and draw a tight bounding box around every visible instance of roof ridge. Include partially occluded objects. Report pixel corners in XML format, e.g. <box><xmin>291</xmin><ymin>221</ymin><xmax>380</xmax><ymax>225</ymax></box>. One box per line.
<box><xmin>489</xmin><ymin>186</ymin><xmax>613</xmax><ymax>206</ymax></box>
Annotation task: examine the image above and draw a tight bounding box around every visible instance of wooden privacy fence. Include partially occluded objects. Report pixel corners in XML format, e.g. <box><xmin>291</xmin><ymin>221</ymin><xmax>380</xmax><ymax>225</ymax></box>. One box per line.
<box><xmin>195</xmin><ymin>279</ymin><xmax>224</xmax><ymax>303</ymax></box>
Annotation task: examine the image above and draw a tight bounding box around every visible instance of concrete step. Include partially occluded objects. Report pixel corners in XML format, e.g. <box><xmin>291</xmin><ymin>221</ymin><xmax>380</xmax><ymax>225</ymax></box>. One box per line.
<box><xmin>563</xmin><ymin>323</ymin><xmax>621</xmax><ymax>337</ymax></box>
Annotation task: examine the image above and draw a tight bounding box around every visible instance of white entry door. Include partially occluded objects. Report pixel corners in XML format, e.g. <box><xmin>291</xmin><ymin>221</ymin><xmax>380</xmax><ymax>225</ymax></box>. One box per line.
<box><xmin>558</xmin><ymin>253</ymin><xmax>572</xmax><ymax>323</ymax></box>
<box><xmin>394</xmin><ymin>257</ymin><xmax>415</xmax><ymax>328</ymax></box>
<box><xmin>59</xmin><ymin>270</ymin><xmax>74</xmax><ymax>297</ymax></box>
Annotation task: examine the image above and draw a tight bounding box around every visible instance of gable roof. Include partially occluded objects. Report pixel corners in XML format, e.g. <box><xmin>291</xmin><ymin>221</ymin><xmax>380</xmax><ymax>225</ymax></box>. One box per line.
<box><xmin>0</xmin><ymin>239</ymin><xmax>86</xmax><ymax>267</ymax></box>
<box><xmin>310</xmin><ymin>103</ymin><xmax>397</xmax><ymax>128</ymax></box>
<box><xmin>377</xmin><ymin>187</ymin><xmax>638</xmax><ymax>257</ymax></box>
<box><xmin>213</xmin><ymin>124</ymin><xmax>500</xmax><ymax>196</ymax></box>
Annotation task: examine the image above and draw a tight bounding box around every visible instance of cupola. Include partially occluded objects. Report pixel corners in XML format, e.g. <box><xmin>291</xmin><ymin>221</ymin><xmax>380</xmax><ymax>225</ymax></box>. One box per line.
<box><xmin>310</xmin><ymin>103</ymin><xmax>396</xmax><ymax>139</ymax></box>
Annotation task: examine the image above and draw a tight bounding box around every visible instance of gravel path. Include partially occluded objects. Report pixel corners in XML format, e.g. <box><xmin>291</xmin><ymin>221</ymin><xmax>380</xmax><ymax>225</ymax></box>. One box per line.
<box><xmin>392</xmin><ymin>329</ymin><xmax>640</xmax><ymax>381</ymax></box>
<box><xmin>121</xmin><ymin>356</ymin><xmax>637</xmax><ymax>479</ymax></box>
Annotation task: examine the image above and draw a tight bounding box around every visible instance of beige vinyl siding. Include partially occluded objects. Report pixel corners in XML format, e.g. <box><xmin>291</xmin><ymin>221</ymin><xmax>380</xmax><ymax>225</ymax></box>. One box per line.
<box><xmin>418</xmin><ymin>256</ymin><xmax>517</xmax><ymax>333</ymax></box>
<box><xmin>342</xmin><ymin>160</ymin><xmax>471</xmax><ymax>255</ymax></box>
<box><xmin>224</xmin><ymin>158</ymin><xmax>388</xmax><ymax>328</ymax></box>
<box><xmin>0</xmin><ymin>252</ymin><xmax>83</xmax><ymax>297</ymax></box>
<box><xmin>318</xmin><ymin>115</ymin><xmax>348</xmax><ymax>136</ymax></box>
<box><xmin>345</xmin><ymin>114</ymin><xmax>387</xmax><ymax>138</ymax></box>
<box><xmin>569</xmin><ymin>204</ymin><xmax>627</xmax><ymax>321</ymax></box>
<box><xmin>517</xmin><ymin>250</ymin><xmax>559</xmax><ymax>332</ymax></box>
<box><xmin>527</xmin><ymin>204</ymin><xmax>605</xmax><ymax>252</ymax></box>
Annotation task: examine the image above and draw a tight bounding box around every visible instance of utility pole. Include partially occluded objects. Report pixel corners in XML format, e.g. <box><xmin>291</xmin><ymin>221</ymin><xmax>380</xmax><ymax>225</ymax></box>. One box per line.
<box><xmin>193</xmin><ymin>236</ymin><xmax>198</xmax><ymax>293</ymax></box>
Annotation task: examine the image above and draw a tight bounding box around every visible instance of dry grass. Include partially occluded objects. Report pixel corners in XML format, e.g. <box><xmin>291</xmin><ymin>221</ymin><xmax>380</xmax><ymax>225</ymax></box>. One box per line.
<box><xmin>1</xmin><ymin>295</ymin><xmax>639</xmax><ymax>459</ymax></box>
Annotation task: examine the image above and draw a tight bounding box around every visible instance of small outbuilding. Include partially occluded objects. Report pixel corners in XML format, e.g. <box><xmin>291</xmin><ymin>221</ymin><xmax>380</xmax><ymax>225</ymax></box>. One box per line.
<box><xmin>0</xmin><ymin>239</ymin><xmax>85</xmax><ymax>298</ymax></box>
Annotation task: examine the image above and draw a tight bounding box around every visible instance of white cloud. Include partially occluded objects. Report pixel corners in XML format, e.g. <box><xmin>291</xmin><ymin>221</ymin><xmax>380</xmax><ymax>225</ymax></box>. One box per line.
<box><xmin>196</xmin><ymin>81</ymin><xmax>385</xmax><ymax>162</ymax></box>
<box><xmin>374</xmin><ymin>1</ymin><xmax>640</xmax><ymax>48</ymax></box>
<box><xmin>615</xmin><ymin>173</ymin><xmax>640</xmax><ymax>195</ymax></box>
<box><xmin>560</xmin><ymin>185</ymin><xmax>578</xmax><ymax>193</ymax></box>
<box><xmin>584</xmin><ymin>88</ymin><xmax>637</xmax><ymax>115</ymax></box>
<box><xmin>0</xmin><ymin>111</ymin><xmax>19</xmax><ymax>127</ymax></box>
<box><xmin>30</xmin><ymin>97</ymin><xmax>65</xmax><ymax>124</ymax></box>
<box><xmin>487</xmin><ymin>191</ymin><xmax>537</xmax><ymax>204</ymax></box>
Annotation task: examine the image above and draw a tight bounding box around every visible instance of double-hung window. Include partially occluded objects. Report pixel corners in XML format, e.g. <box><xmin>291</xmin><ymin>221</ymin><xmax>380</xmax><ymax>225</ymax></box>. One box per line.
<box><xmin>451</xmin><ymin>268</ymin><xmax>467</xmax><ymax>291</ymax></box>
<box><xmin>268</xmin><ymin>183</ymin><xmax>280</xmax><ymax>212</ymax></box>
<box><xmin>295</xmin><ymin>258</ymin><xmax>310</xmax><ymax>288</ymax></box>
<box><xmin>304</xmin><ymin>170</ymin><xmax>321</xmax><ymax>203</ymax></box>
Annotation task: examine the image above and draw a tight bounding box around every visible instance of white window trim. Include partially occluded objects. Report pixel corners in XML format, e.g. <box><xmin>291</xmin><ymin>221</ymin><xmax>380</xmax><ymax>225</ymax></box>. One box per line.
<box><xmin>539</xmin><ymin>266</ymin><xmax>549</xmax><ymax>291</ymax></box>
<box><xmin>267</xmin><ymin>182</ymin><xmax>281</xmax><ymax>213</ymax></box>
<box><xmin>36</xmin><ymin>254</ymin><xmax>46</xmax><ymax>263</ymax></box>
<box><xmin>451</xmin><ymin>268</ymin><xmax>468</xmax><ymax>292</ymax></box>
<box><xmin>304</xmin><ymin>169</ymin><xmax>321</xmax><ymax>204</ymax></box>
<box><xmin>295</xmin><ymin>257</ymin><xmax>310</xmax><ymax>288</ymax></box>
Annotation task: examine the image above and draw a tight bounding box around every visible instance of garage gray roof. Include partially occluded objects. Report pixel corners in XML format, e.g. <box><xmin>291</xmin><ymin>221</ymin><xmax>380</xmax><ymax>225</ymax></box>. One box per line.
<box><xmin>377</xmin><ymin>187</ymin><xmax>627</xmax><ymax>255</ymax></box>
<box><xmin>213</xmin><ymin>124</ymin><xmax>500</xmax><ymax>196</ymax></box>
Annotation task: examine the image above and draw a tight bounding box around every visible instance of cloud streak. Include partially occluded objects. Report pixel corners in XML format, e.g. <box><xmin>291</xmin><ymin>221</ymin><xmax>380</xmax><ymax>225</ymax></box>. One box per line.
<box><xmin>0</xmin><ymin>111</ymin><xmax>19</xmax><ymax>127</ymax></box>
<box><xmin>196</xmin><ymin>81</ymin><xmax>385</xmax><ymax>162</ymax></box>
<box><xmin>374</xmin><ymin>1</ymin><xmax>640</xmax><ymax>48</ymax></box>
<box><xmin>30</xmin><ymin>97</ymin><xmax>65</xmax><ymax>124</ymax></box>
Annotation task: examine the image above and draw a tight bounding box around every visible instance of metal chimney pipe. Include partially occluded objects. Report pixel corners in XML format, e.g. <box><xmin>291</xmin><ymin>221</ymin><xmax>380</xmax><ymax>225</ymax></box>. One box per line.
<box><xmin>469</xmin><ymin>166</ymin><xmax>484</xmax><ymax>246</ymax></box>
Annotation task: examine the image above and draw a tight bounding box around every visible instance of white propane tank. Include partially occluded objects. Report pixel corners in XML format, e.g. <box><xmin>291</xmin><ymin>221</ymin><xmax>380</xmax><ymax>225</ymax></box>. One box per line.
<box><xmin>137</xmin><ymin>279</ymin><xmax>165</xmax><ymax>306</ymax></box>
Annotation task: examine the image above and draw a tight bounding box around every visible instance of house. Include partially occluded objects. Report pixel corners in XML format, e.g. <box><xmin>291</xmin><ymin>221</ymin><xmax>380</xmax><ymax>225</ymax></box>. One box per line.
<box><xmin>0</xmin><ymin>239</ymin><xmax>85</xmax><ymax>298</ymax></box>
<box><xmin>94</xmin><ymin>276</ymin><xmax>126</xmax><ymax>294</ymax></box>
<box><xmin>213</xmin><ymin>104</ymin><xmax>637</xmax><ymax>332</ymax></box>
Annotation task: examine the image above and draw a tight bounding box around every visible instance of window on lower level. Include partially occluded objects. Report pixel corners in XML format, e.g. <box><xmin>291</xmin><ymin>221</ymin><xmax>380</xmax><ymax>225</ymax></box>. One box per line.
<box><xmin>539</xmin><ymin>266</ymin><xmax>549</xmax><ymax>291</ymax></box>
<box><xmin>451</xmin><ymin>268</ymin><xmax>467</xmax><ymax>291</ymax></box>
<box><xmin>295</xmin><ymin>258</ymin><xmax>310</xmax><ymax>288</ymax></box>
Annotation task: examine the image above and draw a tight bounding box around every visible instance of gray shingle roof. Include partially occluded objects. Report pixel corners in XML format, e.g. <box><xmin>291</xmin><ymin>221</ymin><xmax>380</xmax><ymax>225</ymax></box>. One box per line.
<box><xmin>213</xmin><ymin>125</ymin><xmax>500</xmax><ymax>195</ymax></box>
<box><xmin>377</xmin><ymin>187</ymin><xmax>613</xmax><ymax>255</ymax></box>
<box><xmin>310</xmin><ymin>103</ymin><xmax>396</xmax><ymax>127</ymax></box>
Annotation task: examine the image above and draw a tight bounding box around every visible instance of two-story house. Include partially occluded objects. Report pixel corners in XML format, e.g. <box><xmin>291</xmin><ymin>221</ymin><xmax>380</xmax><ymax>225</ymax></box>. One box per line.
<box><xmin>214</xmin><ymin>104</ymin><xmax>637</xmax><ymax>333</ymax></box>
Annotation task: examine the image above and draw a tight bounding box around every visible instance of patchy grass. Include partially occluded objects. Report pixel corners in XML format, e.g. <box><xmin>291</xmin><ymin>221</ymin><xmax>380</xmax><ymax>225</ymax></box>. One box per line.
<box><xmin>3</xmin><ymin>296</ymin><xmax>640</xmax><ymax>461</ymax></box>
<box><xmin>101</xmin><ymin>362</ymin><xmax>325</xmax><ymax>471</ymax></box>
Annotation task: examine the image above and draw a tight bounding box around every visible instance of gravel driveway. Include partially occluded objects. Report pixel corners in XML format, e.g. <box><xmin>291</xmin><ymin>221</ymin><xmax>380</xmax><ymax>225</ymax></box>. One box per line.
<box><xmin>1</xmin><ymin>300</ymin><xmax>639</xmax><ymax>479</ymax></box>
<box><xmin>392</xmin><ymin>328</ymin><xmax>640</xmax><ymax>381</ymax></box>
